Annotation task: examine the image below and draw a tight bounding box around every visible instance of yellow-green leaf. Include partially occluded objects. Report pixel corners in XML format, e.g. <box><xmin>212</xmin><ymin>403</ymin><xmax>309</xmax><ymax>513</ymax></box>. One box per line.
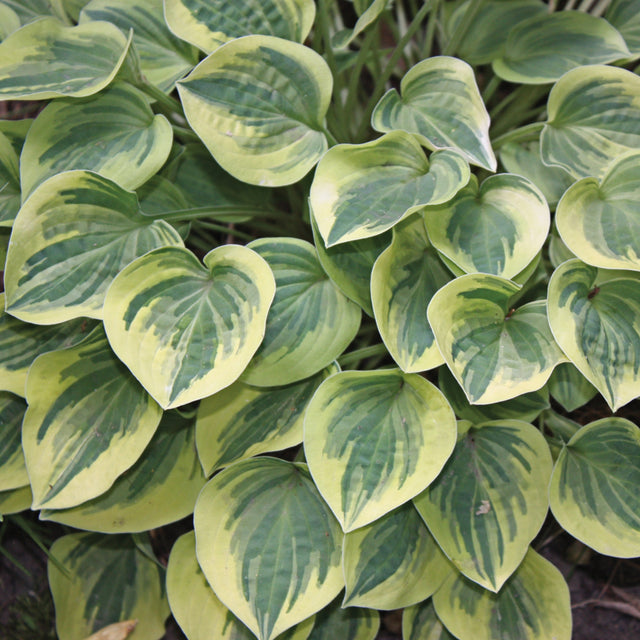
<box><xmin>402</xmin><ymin>599</ymin><xmax>455</xmax><ymax>640</ymax></box>
<box><xmin>0</xmin><ymin>392</ymin><xmax>28</xmax><ymax>491</ymax></box>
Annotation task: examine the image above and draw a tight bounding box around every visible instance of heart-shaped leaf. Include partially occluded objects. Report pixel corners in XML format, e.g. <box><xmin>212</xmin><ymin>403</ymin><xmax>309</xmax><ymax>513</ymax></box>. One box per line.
<box><xmin>178</xmin><ymin>35</ymin><xmax>331</xmax><ymax>186</ymax></box>
<box><xmin>371</xmin><ymin>215</ymin><xmax>449</xmax><ymax>373</ymax></box>
<box><xmin>4</xmin><ymin>170</ymin><xmax>183</xmax><ymax>324</ymax></box>
<box><xmin>104</xmin><ymin>245</ymin><xmax>275</xmax><ymax>409</ymax></box>
<box><xmin>402</xmin><ymin>599</ymin><xmax>455</xmax><ymax>640</ymax></box>
<box><xmin>547</xmin><ymin>363</ymin><xmax>597</xmax><ymax>413</ymax></box>
<box><xmin>308</xmin><ymin>595</ymin><xmax>379</xmax><ymax>640</ymax></box>
<box><xmin>492</xmin><ymin>11</ymin><xmax>629</xmax><ymax>84</ymax></box>
<box><xmin>22</xmin><ymin>326</ymin><xmax>162</xmax><ymax>510</ymax></box>
<box><xmin>0</xmin><ymin>130</ymin><xmax>20</xmax><ymax>227</ymax></box>
<box><xmin>424</xmin><ymin>174</ymin><xmax>549</xmax><ymax>279</ymax></box>
<box><xmin>371</xmin><ymin>56</ymin><xmax>495</xmax><ymax>171</ymax></box>
<box><xmin>606</xmin><ymin>0</ymin><xmax>640</xmax><ymax>54</ymax></box>
<box><xmin>428</xmin><ymin>274</ymin><xmax>565</xmax><ymax>404</ymax></box>
<box><xmin>549</xmin><ymin>418</ymin><xmax>640</xmax><ymax>557</ymax></box>
<box><xmin>414</xmin><ymin>420</ymin><xmax>552</xmax><ymax>592</ymax></box>
<box><xmin>547</xmin><ymin>260</ymin><xmax>640</xmax><ymax>411</ymax></box>
<box><xmin>310</xmin><ymin>131</ymin><xmax>469</xmax><ymax>247</ymax></box>
<box><xmin>194</xmin><ymin>458</ymin><xmax>344</xmax><ymax>640</ymax></box>
<box><xmin>304</xmin><ymin>369</ymin><xmax>457</xmax><ymax>531</ymax></box>
<box><xmin>0</xmin><ymin>392</ymin><xmax>28</xmax><ymax>491</ymax></box>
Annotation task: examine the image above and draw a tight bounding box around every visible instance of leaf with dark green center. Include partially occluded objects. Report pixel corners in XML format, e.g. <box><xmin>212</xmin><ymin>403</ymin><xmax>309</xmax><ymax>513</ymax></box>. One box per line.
<box><xmin>308</xmin><ymin>595</ymin><xmax>379</xmax><ymax>640</ymax></box>
<box><xmin>371</xmin><ymin>215</ymin><xmax>449</xmax><ymax>373</ymax></box>
<box><xmin>194</xmin><ymin>458</ymin><xmax>344</xmax><ymax>640</ymax></box>
<box><xmin>547</xmin><ymin>259</ymin><xmax>640</xmax><ymax>411</ymax></box>
<box><xmin>178</xmin><ymin>35</ymin><xmax>331</xmax><ymax>186</ymax></box>
<box><xmin>371</xmin><ymin>57</ymin><xmax>495</xmax><ymax>171</ymax></box>
<box><xmin>428</xmin><ymin>274</ymin><xmax>565</xmax><ymax>404</ymax></box>
<box><xmin>49</xmin><ymin>532</ymin><xmax>169</xmax><ymax>640</ymax></box>
<box><xmin>0</xmin><ymin>117</ymin><xmax>32</xmax><ymax>154</ymax></box>
<box><xmin>304</xmin><ymin>369</ymin><xmax>457</xmax><ymax>531</ymax></box>
<box><xmin>606</xmin><ymin>0</ymin><xmax>640</xmax><ymax>54</ymax></box>
<box><xmin>414</xmin><ymin>420</ymin><xmax>552</xmax><ymax>592</ymax></box>
<box><xmin>402</xmin><ymin>599</ymin><xmax>455</xmax><ymax>640</ymax></box>
<box><xmin>0</xmin><ymin>129</ymin><xmax>20</xmax><ymax>226</ymax></box>
<box><xmin>549</xmin><ymin>417</ymin><xmax>640</xmax><ymax>557</ymax></box>
<box><xmin>492</xmin><ymin>11</ymin><xmax>629</xmax><ymax>84</ymax></box>
<box><xmin>547</xmin><ymin>362</ymin><xmax>597</xmax><ymax>413</ymax></box>
<box><xmin>310</xmin><ymin>131</ymin><xmax>469</xmax><ymax>247</ymax></box>
<box><xmin>0</xmin><ymin>392</ymin><xmax>28</xmax><ymax>492</ymax></box>
<box><xmin>22</xmin><ymin>325</ymin><xmax>162</xmax><ymax>510</ymax></box>
<box><xmin>433</xmin><ymin>549</ymin><xmax>571</xmax><ymax>640</ymax></box>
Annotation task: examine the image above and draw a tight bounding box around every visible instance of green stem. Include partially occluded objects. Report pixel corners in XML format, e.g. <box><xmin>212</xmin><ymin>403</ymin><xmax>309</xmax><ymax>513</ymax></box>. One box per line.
<box><xmin>491</xmin><ymin>121</ymin><xmax>545</xmax><ymax>149</ymax></box>
<box><xmin>138</xmin><ymin>80</ymin><xmax>184</xmax><ymax>117</ymax></box>
<box><xmin>193</xmin><ymin>220</ymin><xmax>254</xmax><ymax>241</ymax></box>
<box><xmin>338</xmin><ymin>343</ymin><xmax>388</xmax><ymax>367</ymax></box>
<box><xmin>564</xmin><ymin>0</ymin><xmax>578</xmax><ymax>10</ymax></box>
<box><xmin>482</xmin><ymin>75</ymin><xmax>501</xmax><ymax>104</ymax></box>
<box><xmin>490</xmin><ymin>85</ymin><xmax>548</xmax><ymax>136</ymax></box>
<box><xmin>171</xmin><ymin>124</ymin><xmax>200</xmax><ymax>143</ymax></box>
<box><xmin>443</xmin><ymin>0</ymin><xmax>487</xmax><ymax>56</ymax></box>
<box><xmin>142</xmin><ymin>205</ymin><xmax>283</xmax><ymax>223</ymax></box>
<box><xmin>323</xmin><ymin>126</ymin><xmax>339</xmax><ymax>147</ymax></box>
<box><xmin>11</xmin><ymin>515</ymin><xmax>69</xmax><ymax>578</ymax></box>
<box><xmin>590</xmin><ymin>0</ymin><xmax>611</xmax><ymax>15</ymax></box>
<box><xmin>422</xmin><ymin>0</ymin><xmax>440</xmax><ymax>58</ymax></box>
<box><xmin>577</xmin><ymin>0</ymin><xmax>595</xmax><ymax>11</ymax></box>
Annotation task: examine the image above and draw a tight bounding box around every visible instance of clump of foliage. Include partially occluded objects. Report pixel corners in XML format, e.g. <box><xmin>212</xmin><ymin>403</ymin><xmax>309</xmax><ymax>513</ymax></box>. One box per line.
<box><xmin>0</xmin><ymin>0</ymin><xmax>639</xmax><ymax>639</ymax></box>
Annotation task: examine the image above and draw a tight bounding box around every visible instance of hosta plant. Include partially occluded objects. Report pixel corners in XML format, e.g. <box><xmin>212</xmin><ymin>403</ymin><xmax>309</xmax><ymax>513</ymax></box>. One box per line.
<box><xmin>1</xmin><ymin>0</ymin><xmax>640</xmax><ymax>639</ymax></box>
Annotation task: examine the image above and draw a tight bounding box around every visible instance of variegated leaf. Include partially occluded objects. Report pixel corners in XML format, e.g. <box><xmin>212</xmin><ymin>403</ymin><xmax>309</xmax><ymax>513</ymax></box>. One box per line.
<box><xmin>428</xmin><ymin>275</ymin><xmax>565</xmax><ymax>404</ymax></box>
<box><xmin>5</xmin><ymin>170</ymin><xmax>183</xmax><ymax>324</ymax></box>
<box><xmin>62</xmin><ymin>0</ymin><xmax>91</xmax><ymax>21</ymax></box>
<box><xmin>547</xmin><ymin>260</ymin><xmax>640</xmax><ymax>411</ymax></box>
<box><xmin>0</xmin><ymin>392</ymin><xmax>28</xmax><ymax>491</ymax></box>
<box><xmin>197</xmin><ymin>365</ymin><xmax>336</xmax><ymax>476</ymax></box>
<box><xmin>194</xmin><ymin>458</ymin><xmax>344</xmax><ymax>640</ymax></box>
<box><xmin>371</xmin><ymin>215</ymin><xmax>449</xmax><ymax>373</ymax></box>
<box><xmin>555</xmin><ymin>151</ymin><xmax>640</xmax><ymax>271</ymax></box>
<box><xmin>310</xmin><ymin>132</ymin><xmax>469</xmax><ymax>246</ymax></box>
<box><xmin>0</xmin><ymin>129</ymin><xmax>20</xmax><ymax>226</ymax></box>
<box><xmin>178</xmin><ymin>35</ymin><xmax>331</xmax><ymax>187</ymax></box>
<box><xmin>414</xmin><ymin>420</ymin><xmax>552</xmax><ymax>592</ymax></box>
<box><xmin>493</xmin><ymin>11</ymin><xmax>628</xmax><ymax>84</ymax></box>
<box><xmin>343</xmin><ymin>503</ymin><xmax>452</xmax><ymax>609</ymax></box>
<box><xmin>79</xmin><ymin>0</ymin><xmax>198</xmax><ymax>91</ymax></box>
<box><xmin>371</xmin><ymin>57</ymin><xmax>495</xmax><ymax>171</ymax></box>
<box><xmin>541</xmin><ymin>65</ymin><xmax>640</xmax><ymax>180</ymax></box>
<box><xmin>242</xmin><ymin>239</ymin><xmax>360</xmax><ymax>386</ymax></box>
<box><xmin>607</xmin><ymin>0</ymin><xmax>640</xmax><ymax>54</ymax></box>
<box><xmin>49</xmin><ymin>532</ymin><xmax>169</xmax><ymax>640</ymax></box>
<box><xmin>304</xmin><ymin>369</ymin><xmax>457</xmax><ymax>532</ymax></box>
<box><xmin>548</xmin><ymin>231</ymin><xmax>577</xmax><ymax>269</ymax></box>
<box><xmin>547</xmin><ymin>363</ymin><xmax>597</xmax><ymax>413</ymax></box>
<box><xmin>41</xmin><ymin>410</ymin><xmax>206</xmax><ymax>533</ymax></box>
<box><xmin>333</xmin><ymin>0</ymin><xmax>386</xmax><ymax>49</ymax></box>
<box><xmin>0</xmin><ymin>227</ymin><xmax>8</xmax><ymax>266</ymax></box>
<box><xmin>308</xmin><ymin>595</ymin><xmax>379</xmax><ymax>640</ymax></box>
<box><xmin>2</xmin><ymin>0</ymin><xmax>61</xmax><ymax>23</ymax></box>
<box><xmin>549</xmin><ymin>417</ymin><xmax>640</xmax><ymax>557</ymax></box>
<box><xmin>402</xmin><ymin>599</ymin><xmax>455</xmax><ymax>640</ymax></box>
<box><xmin>433</xmin><ymin>549</ymin><xmax>571</xmax><ymax>640</ymax></box>
<box><xmin>20</xmin><ymin>83</ymin><xmax>173</xmax><ymax>198</ymax></box>
<box><xmin>165</xmin><ymin>0</ymin><xmax>315</xmax><ymax>54</ymax></box>
<box><xmin>103</xmin><ymin>245</ymin><xmax>275</xmax><ymax>409</ymax></box>
<box><xmin>0</xmin><ymin>484</ymin><xmax>32</xmax><ymax>517</ymax></box>
<box><xmin>22</xmin><ymin>325</ymin><xmax>162</xmax><ymax>510</ymax></box>
<box><xmin>424</xmin><ymin>174</ymin><xmax>549</xmax><ymax>279</ymax></box>
<box><xmin>0</xmin><ymin>17</ymin><xmax>130</xmax><ymax>99</ymax></box>
<box><xmin>0</xmin><ymin>3</ymin><xmax>21</xmax><ymax>41</ymax></box>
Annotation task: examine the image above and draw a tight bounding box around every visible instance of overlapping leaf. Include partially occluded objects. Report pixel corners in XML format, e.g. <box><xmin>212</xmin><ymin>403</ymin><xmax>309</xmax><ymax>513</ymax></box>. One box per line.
<box><xmin>547</xmin><ymin>362</ymin><xmax>597</xmax><ymax>413</ymax></box>
<box><xmin>606</xmin><ymin>0</ymin><xmax>640</xmax><ymax>54</ymax></box>
<box><xmin>0</xmin><ymin>129</ymin><xmax>20</xmax><ymax>226</ymax></box>
<box><xmin>549</xmin><ymin>418</ymin><xmax>640</xmax><ymax>557</ymax></box>
<box><xmin>402</xmin><ymin>599</ymin><xmax>455</xmax><ymax>640</ymax></box>
<box><xmin>428</xmin><ymin>275</ymin><xmax>565</xmax><ymax>404</ymax></box>
<box><xmin>414</xmin><ymin>420</ymin><xmax>552</xmax><ymax>592</ymax></box>
<box><xmin>2</xmin><ymin>0</ymin><xmax>62</xmax><ymax>24</ymax></box>
<box><xmin>103</xmin><ymin>245</ymin><xmax>275</xmax><ymax>409</ymax></box>
<box><xmin>424</xmin><ymin>174</ymin><xmax>549</xmax><ymax>279</ymax></box>
<box><xmin>371</xmin><ymin>57</ymin><xmax>494</xmax><ymax>170</ymax></box>
<box><xmin>0</xmin><ymin>392</ymin><xmax>28</xmax><ymax>491</ymax></box>
<box><xmin>308</xmin><ymin>595</ymin><xmax>379</xmax><ymax>640</ymax></box>
<box><xmin>332</xmin><ymin>0</ymin><xmax>387</xmax><ymax>49</ymax></box>
<box><xmin>0</xmin><ymin>484</ymin><xmax>32</xmax><ymax>517</ymax></box>
<box><xmin>194</xmin><ymin>458</ymin><xmax>344</xmax><ymax>640</ymax></box>
<box><xmin>304</xmin><ymin>369</ymin><xmax>457</xmax><ymax>531</ymax></box>
<box><xmin>22</xmin><ymin>326</ymin><xmax>162</xmax><ymax>510</ymax></box>
<box><xmin>547</xmin><ymin>260</ymin><xmax>640</xmax><ymax>411</ymax></box>
<box><xmin>178</xmin><ymin>35</ymin><xmax>331</xmax><ymax>186</ymax></box>
<box><xmin>0</xmin><ymin>3</ymin><xmax>20</xmax><ymax>40</ymax></box>
<box><xmin>310</xmin><ymin>131</ymin><xmax>469</xmax><ymax>246</ymax></box>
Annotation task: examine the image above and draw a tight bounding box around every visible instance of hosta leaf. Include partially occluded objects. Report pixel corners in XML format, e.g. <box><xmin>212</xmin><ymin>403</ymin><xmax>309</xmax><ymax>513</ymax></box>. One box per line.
<box><xmin>62</xmin><ymin>0</ymin><xmax>91</xmax><ymax>21</ymax></box>
<box><xmin>22</xmin><ymin>325</ymin><xmax>162</xmax><ymax>510</ymax></box>
<box><xmin>308</xmin><ymin>595</ymin><xmax>379</xmax><ymax>640</ymax></box>
<box><xmin>343</xmin><ymin>503</ymin><xmax>452</xmax><ymax>609</ymax></box>
<box><xmin>607</xmin><ymin>0</ymin><xmax>640</xmax><ymax>54</ymax></box>
<box><xmin>0</xmin><ymin>129</ymin><xmax>20</xmax><ymax>226</ymax></box>
<box><xmin>548</xmin><ymin>231</ymin><xmax>577</xmax><ymax>269</ymax></box>
<box><xmin>41</xmin><ymin>410</ymin><xmax>206</xmax><ymax>533</ymax></box>
<box><xmin>0</xmin><ymin>3</ymin><xmax>21</xmax><ymax>40</ymax></box>
<box><xmin>433</xmin><ymin>549</ymin><xmax>571</xmax><ymax>640</ymax></box>
<box><xmin>547</xmin><ymin>362</ymin><xmax>597</xmax><ymax>413</ymax></box>
<box><xmin>498</xmin><ymin>141</ymin><xmax>573</xmax><ymax>209</ymax></box>
<box><xmin>402</xmin><ymin>599</ymin><xmax>455</xmax><ymax>640</ymax></box>
<box><xmin>242</xmin><ymin>238</ymin><xmax>360</xmax><ymax>386</ymax></box>
<box><xmin>304</xmin><ymin>369</ymin><xmax>457</xmax><ymax>531</ymax></box>
<box><xmin>178</xmin><ymin>35</ymin><xmax>331</xmax><ymax>187</ymax></box>
<box><xmin>371</xmin><ymin>57</ymin><xmax>495</xmax><ymax>171</ymax></box>
<box><xmin>492</xmin><ymin>11</ymin><xmax>629</xmax><ymax>84</ymax></box>
<box><xmin>555</xmin><ymin>151</ymin><xmax>640</xmax><ymax>271</ymax></box>
<box><xmin>4</xmin><ymin>170</ymin><xmax>183</xmax><ymax>324</ymax></box>
<box><xmin>2</xmin><ymin>0</ymin><xmax>61</xmax><ymax>23</ymax></box>
<box><xmin>79</xmin><ymin>0</ymin><xmax>198</xmax><ymax>92</ymax></box>
<box><xmin>0</xmin><ymin>117</ymin><xmax>32</xmax><ymax>155</ymax></box>
<box><xmin>0</xmin><ymin>484</ymin><xmax>32</xmax><ymax>516</ymax></box>
<box><xmin>333</xmin><ymin>0</ymin><xmax>387</xmax><ymax>49</ymax></box>
<box><xmin>310</xmin><ymin>131</ymin><xmax>470</xmax><ymax>246</ymax></box>
<box><xmin>165</xmin><ymin>0</ymin><xmax>315</xmax><ymax>54</ymax></box>
<box><xmin>549</xmin><ymin>417</ymin><xmax>640</xmax><ymax>557</ymax></box>
<box><xmin>541</xmin><ymin>65</ymin><xmax>640</xmax><ymax>180</ymax></box>
<box><xmin>424</xmin><ymin>174</ymin><xmax>549</xmax><ymax>279</ymax></box>
<box><xmin>103</xmin><ymin>245</ymin><xmax>275</xmax><ymax>409</ymax></box>
<box><xmin>547</xmin><ymin>260</ymin><xmax>640</xmax><ymax>411</ymax></box>
<box><xmin>428</xmin><ymin>275</ymin><xmax>565</xmax><ymax>404</ymax></box>
<box><xmin>0</xmin><ymin>18</ymin><xmax>130</xmax><ymax>100</ymax></box>
<box><xmin>194</xmin><ymin>458</ymin><xmax>344</xmax><ymax>640</ymax></box>
<box><xmin>20</xmin><ymin>83</ymin><xmax>173</xmax><ymax>198</ymax></box>
<box><xmin>414</xmin><ymin>420</ymin><xmax>552</xmax><ymax>592</ymax></box>
<box><xmin>196</xmin><ymin>365</ymin><xmax>336</xmax><ymax>476</ymax></box>
<box><xmin>49</xmin><ymin>532</ymin><xmax>169</xmax><ymax>640</ymax></box>
<box><xmin>371</xmin><ymin>215</ymin><xmax>449</xmax><ymax>372</ymax></box>
<box><xmin>0</xmin><ymin>392</ymin><xmax>28</xmax><ymax>491</ymax></box>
